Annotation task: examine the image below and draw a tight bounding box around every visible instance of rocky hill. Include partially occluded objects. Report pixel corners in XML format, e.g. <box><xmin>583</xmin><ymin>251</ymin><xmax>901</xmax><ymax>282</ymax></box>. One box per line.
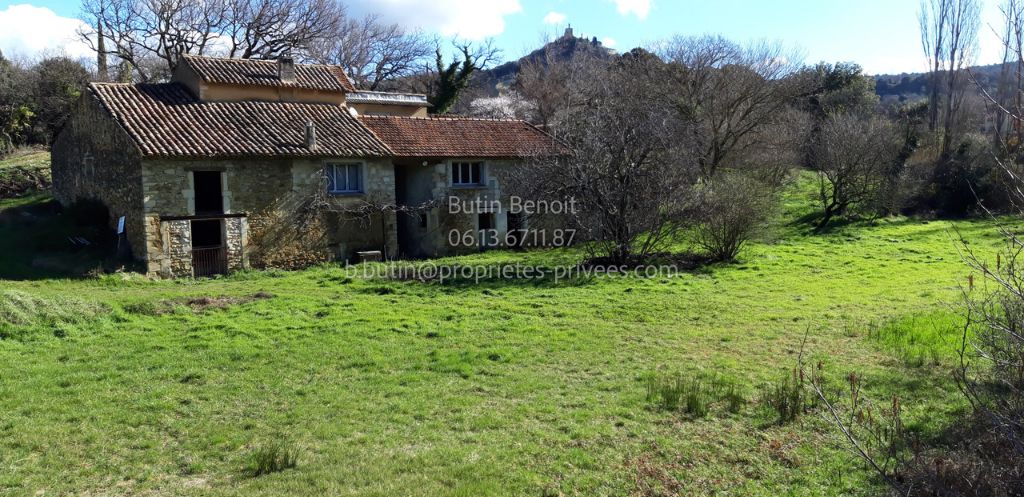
<box><xmin>477</xmin><ymin>27</ymin><xmax>617</xmax><ymax>95</ymax></box>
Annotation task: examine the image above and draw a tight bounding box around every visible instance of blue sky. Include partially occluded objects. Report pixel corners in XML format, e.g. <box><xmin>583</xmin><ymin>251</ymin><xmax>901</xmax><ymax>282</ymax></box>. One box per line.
<box><xmin>0</xmin><ymin>0</ymin><xmax>1009</xmax><ymax>75</ymax></box>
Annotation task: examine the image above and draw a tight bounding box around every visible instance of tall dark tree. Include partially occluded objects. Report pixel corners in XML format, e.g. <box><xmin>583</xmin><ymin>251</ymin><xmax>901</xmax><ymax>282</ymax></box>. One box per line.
<box><xmin>30</xmin><ymin>58</ymin><xmax>90</xmax><ymax>144</ymax></box>
<box><xmin>801</xmin><ymin>62</ymin><xmax>878</xmax><ymax>119</ymax></box>
<box><xmin>426</xmin><ymin>42</ymin><xmax>499</xmax><ymax>114</ymax></box>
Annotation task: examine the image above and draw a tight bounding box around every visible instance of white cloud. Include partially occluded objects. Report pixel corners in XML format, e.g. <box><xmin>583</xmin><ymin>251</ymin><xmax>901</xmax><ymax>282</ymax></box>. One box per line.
<box><xmin>0</xmin><ymin>4</ymin><xmax>92</xmax><ymax>61</ymax></box>
<box><xmin>611</xmin><ymin>0</ymin><xmax>651</xmax><ymax>20</ymax></box>
<box><xmin>601</xmin><ymin>37</ymin><xmax>618</xmax><ymax>48</ymax></box>
<box><xmin>543</xmin><ymin>11</ymin><xmax>567</xmax><ymax>25</ymax></box>
<box><xmin>347</xmin><ymin>0</ymin><xmax>522</xmax><ymax>40</ymax></box>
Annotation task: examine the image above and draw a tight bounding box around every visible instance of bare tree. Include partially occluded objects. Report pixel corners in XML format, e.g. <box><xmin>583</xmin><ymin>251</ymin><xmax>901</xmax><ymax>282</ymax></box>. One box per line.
<box><xmin>808</xmin><ymin>113</ymin><xmax>901</xmax><ymax>230</ymax></box>
<box><xmin>509</xmin><ymin>50</ymin><xmax>697</xmax><ymax>264</ymax></box>
<box><xmin>79</xmin><ymin>0</ymin><xmax>230</xmax><ymax>81</ymax></box>
<box><xmin>993</xmin><ymin>0</ymin><xmax>1024</xmax><ymax>152</ymax></box>
<box><xmin>78</xmin><ymin>0</ymin><xmax>345</xmax><ymax>82</ymax></box>
<box><xmin>313</xmin><ymin>14</ymin><xmax>431</xmax><ymax>91</ymax></box>
<box><xmin>222</xmin><ymin>0</ymin><xmax>345</xmax><ymax>60</ymax></box>
<box><xmin>658</xmin><ymin>35</ymin><xmax>809</xmax><ymax>181</ymax></box>
<box><xmin>513</xmin><ymin>48</ymin><xmax>601</xmax><ymax>129</ymax></box>
<box><xmin>919</xmin><ymin>0</ymin><xmax>981</xmax><ymax>156</ymax></box>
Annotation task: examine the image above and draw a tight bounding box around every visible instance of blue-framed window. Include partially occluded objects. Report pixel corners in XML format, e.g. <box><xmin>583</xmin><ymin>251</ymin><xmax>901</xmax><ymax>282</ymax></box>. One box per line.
<box><xmin>326</xmin><ymin>162</ymin><xmax>363</xmax><ymax>194</ymax></box>
<box><xmin>451</xmin><ymin>161</ymin><xmax>483</xmax><ymax>186</ymax></box>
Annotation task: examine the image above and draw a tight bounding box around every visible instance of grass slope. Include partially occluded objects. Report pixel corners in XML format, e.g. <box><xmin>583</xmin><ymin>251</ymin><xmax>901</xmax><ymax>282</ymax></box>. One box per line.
<box><xmin>0</xmin><ymin>149</ymin><xmax>51</xmax><ymax>201</ymax></box>
<box><xmin>0</xmin><ymin>176</ymin><xmax>1009</xmax><ymax>496</ymax></box>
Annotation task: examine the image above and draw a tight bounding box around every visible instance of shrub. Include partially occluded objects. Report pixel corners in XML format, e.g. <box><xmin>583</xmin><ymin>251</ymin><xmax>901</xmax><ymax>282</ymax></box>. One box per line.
<box><xmin>693</xmin><ymin>173</ymin><xmax>775</xmax><ymax>262</ymax></box>
<box><xmin>247</xmin><ymin>441</ymin><xmax>299</xmax><ymax>477</ymax></box>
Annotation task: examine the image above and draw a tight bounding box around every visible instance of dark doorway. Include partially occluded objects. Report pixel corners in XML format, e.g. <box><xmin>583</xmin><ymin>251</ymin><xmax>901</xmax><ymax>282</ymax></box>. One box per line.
<box><xmin>191</xmin><ymin>219</ymin><xmax>226</xmax><ymax>276</ymax></box>
<box><xmin>507</xmin><ymin>212</ymin><xmax>525</xmax><ymax>248</ymax></box>
<box><xmin>393</xmin><ymin>163</ymin><xmax>434</xmax><ymax>258</ymax></box>
<box><xmin>478</xmin><ymin>213</ymin><xmax>494</xmax><ymax>249</ymax></box>
<box><xmin>193</xmin><ymin>171</ymin><xmax>223</xmax><ymax>215</ymax></box>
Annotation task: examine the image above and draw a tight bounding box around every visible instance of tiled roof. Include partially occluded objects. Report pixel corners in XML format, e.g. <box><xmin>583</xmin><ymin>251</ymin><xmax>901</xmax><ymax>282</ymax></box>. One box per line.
<box><xmin>358</xmin><ymin>116</ymin><xmax>563</xmax><ymax>158</ymax></box>
<box><xmin>181</xmin><ymin>55</ymin><xmax>356</xmax><ymax>93</ymax></box>
<box><xmin>89</xmin><ymin>82</ymin><xmax>391</xmax><ymax>158</ymax></box>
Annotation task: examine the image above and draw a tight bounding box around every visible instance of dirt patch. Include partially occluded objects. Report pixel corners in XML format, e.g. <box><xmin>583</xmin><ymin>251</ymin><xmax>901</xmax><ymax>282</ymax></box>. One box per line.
<box><xmin>127</xmin><ymin>292</ymin><xmax>274</xmax><ymax>316</ymax></box>
<box><xmin>182</xmin><ymin>292</ymin><xmax>273</xmax><ymax>312</ymax></box>
<box><xmin>626</xmin><ymin>450</ymin><xmax>685</xmax><ymax>497</ymax></box>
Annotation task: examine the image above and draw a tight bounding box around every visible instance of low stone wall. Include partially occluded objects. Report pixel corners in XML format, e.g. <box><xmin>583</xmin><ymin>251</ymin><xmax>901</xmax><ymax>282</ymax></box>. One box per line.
<box><xmin>224</xmin><ymin>216</ymin><xmax>248</xmax><ymax>271</ymax></box>
<box><xmin>161</xmin><ymin>219</ymin><xmax>192</xmax><ymax>278</ymax></box>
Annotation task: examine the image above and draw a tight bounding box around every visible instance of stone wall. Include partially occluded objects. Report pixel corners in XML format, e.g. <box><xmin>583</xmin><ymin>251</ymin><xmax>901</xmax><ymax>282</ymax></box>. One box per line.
<box><xmin>154</xmin><ymin>217</ymin><xmax>246</xmax><ymax>278</ymax></box>
<box><xmin>142</xmin><ymin>157</ymin><xmax>397</xmax><ymax>276</ymax></box>
<box><xmin>418</xmin><ymin>159</ymin><xmax>518</xmax><ymax>256</ymax></box>
<box><xmin>410</xmin><ymin>159</ymin><xmax>565</xmax><ymax>255</ymax></box>
<box><xmin>160</xmin><ymin>219</ymin><xmax>192</xmax><ymax>278</ymax></box>
<box><xmin>51</xmin><ymin>94</ymin><xmax>146</xmax><ymax>260</ymax></box>
<box><xmin>290</xmin><ymin>158</ymin><xmax>399</xmax><ymax>260</ymax></box>
<box><xmin>224</xmin><ymin>216</ymin><xmax>248</xmax><ymax>271</ymax></box>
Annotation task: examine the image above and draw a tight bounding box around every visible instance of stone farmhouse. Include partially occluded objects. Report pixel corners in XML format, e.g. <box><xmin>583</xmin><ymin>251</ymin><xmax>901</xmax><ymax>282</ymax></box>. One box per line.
<box><xmin>51</xmin><ymin>55</ymin><xmax>560</xmax><ymax>278</ymax></box>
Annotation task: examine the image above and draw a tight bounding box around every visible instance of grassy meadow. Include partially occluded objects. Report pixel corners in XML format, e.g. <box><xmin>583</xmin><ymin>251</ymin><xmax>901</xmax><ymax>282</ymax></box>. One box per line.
<box><xmin>0</xmin><ymin>156</ymin><xmax>1011</xmax><ymax>496</ymax></box>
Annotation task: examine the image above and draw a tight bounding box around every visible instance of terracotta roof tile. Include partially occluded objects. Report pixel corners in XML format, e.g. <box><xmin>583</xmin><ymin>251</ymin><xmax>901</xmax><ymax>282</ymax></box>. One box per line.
<box><xmin>182</xmin><ymin>55</ymin><xmax>356</xmax><ymax>93</ymax></box>
<box><xmin>89</xmin><ymin>82</ymin><xmax>391</xmax><ymax>158</ymax></box>
<box><xmin>358</xmin><ymin>115</ymin><xmax>563</xmax><ymax>158</ymax></box>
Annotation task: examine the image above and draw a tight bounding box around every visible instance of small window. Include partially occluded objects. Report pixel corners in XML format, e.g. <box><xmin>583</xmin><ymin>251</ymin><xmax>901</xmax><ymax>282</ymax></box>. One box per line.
<box><xmin>326</xmin><ymin>163</ymin><xmax>363</xmax><ymax>193</ymax></box>
<box><xmin>451</xmin><ymin>161</ymin><xmax>483</xmax><ymax>186</ymax></box>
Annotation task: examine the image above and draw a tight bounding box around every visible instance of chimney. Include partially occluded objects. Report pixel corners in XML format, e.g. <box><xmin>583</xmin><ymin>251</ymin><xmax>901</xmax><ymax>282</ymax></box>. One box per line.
<box><xmin>278</xmin><ymin>56</ymin><xmax>296</xmax><ymax>83</ymax></box>
<box><xmin>305</xmin><ymin>121</ymin><xmax>317</xmax><ymax>151</ymax></box>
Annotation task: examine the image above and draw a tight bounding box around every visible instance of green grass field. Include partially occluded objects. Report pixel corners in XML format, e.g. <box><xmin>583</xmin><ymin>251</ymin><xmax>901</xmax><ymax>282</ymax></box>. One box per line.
<box><xmin>0</xmin><ymin>159</ymin><xmax>1010</xmax><ymax>496</ymax></box>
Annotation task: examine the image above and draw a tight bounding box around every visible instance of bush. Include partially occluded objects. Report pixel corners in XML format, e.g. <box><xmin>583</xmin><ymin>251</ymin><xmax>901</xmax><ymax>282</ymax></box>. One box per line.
<box><xmin>247</xmin><ymin>441</ymin><xmax>299</xmax><ymax>477</ymax></box>
<box><xmin>693</xmin><ymin>173</ymin><xmax>775</xmax><ymax>261</ymax></box>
